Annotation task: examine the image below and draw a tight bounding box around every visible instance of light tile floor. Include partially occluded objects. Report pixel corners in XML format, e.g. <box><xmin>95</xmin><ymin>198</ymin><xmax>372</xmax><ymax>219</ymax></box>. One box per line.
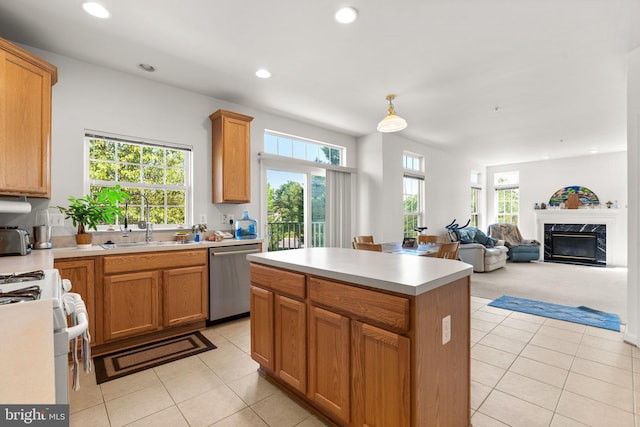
<box><xmin>70</xmin><ymin>296</ymin><xmax>640</xmax><ymax>426</ymax></box>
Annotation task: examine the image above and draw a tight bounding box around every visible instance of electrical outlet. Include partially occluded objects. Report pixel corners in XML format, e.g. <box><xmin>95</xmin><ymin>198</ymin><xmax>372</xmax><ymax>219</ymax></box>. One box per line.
<box><xmin>221</xmin><ymin>214</ymin><xmax>228</xmax><ymax>225</ymax></box>
<box><xmin>228</xmin><ymin>214</ymin><xmax>234</xmax><ymax>225</ymax></box>
<box><xmin>442</xmin><ymin>315</ymin><xmax>451</xmax><ymax>345</ymax></box>
<box><xmin>50</xmin><ymin>213</ymin><xmax>65</xmax><ymax>227</ymax></box>
<box><xmin>198</xmin><ymin>213</ymin><xmax>207</xmax><ymax>224</ymax></box>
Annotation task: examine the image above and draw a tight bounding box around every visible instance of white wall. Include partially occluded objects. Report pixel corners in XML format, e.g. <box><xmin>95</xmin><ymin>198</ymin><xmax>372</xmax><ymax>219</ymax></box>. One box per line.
<box><xmin>355</xmin><ymin>133</ymin><xmax>384</xmax><ymax>239</ymax></box>
<box><xmin>486</xmin><ymin>152</ymin><xmax>628</xmax><ymax>266</ymax></box>
<box><xmin>356</xmin><ymin>132</ymin><xmax>483</xmax><ymax>243</ymax></box>
<box><xmin>625</xmin><ymin>47</ymin><xmax>640</xmax><ymax>346</ymax></box>
<box><xmin>0</xmin><ymin>44</ymin><xmax>357</xmax><ymax>234</ymax></box>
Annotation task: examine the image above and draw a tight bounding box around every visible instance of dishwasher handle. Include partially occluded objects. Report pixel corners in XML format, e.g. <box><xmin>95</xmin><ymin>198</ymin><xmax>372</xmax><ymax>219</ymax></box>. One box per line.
<box><xmin>210</xmin><ymin>248</ymin><xmax>261</xmax><ymax>256</ymax></box>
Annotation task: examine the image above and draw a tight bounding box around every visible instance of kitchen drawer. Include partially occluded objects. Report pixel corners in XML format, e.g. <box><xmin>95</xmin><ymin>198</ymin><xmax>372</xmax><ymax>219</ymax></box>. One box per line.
<box><xmin>309</xmin><ymin>277</ymin><xmax>409</xmax><ymax>332</ymax></box>
<box><xmin>103</xmin><ymin>249</ymin><xmax>207</xmax><ymax>274</ymax></box>
<box><xmin>250</xmin><ymin>263</ymin><xmax>306</xmax><ymax>299</ymax></box>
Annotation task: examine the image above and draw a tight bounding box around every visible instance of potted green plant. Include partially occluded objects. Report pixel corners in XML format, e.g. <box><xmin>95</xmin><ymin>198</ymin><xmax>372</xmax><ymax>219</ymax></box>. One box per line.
<box><xmin>191</xmin><ymin>223</ymin><xmax>207</xmax><ymax>242</ymax></box>
<box><xmin>57</xmin><ymin>185</ymin><xmax>130</xmax><ymax>247</ymax></box>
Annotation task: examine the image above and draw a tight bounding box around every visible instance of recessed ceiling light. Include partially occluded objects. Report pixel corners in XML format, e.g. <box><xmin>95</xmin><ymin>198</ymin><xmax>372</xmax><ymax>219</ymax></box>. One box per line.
<box><xmin>138</xmin><ymin>63</ymin><xmax>155</xmax><ymax>72</ymax></box>
<box><xmin>590</xmin><ymin>149</ymin><xmax>599</xmax><ymax>154</ymax></box>
<box><xmin>335</xmin><ymin>7</ymin><xmax>358</xmax><ymax>24</ymax></box>
<box><xmin>82</xmin><ymin>2</ymin><xmax>110</xmax><ymax>19</ymax></box>
<box><xmin>255</xmin><ymin>69</ymin><xmax>271</xmax><ymax>79</ymax></box>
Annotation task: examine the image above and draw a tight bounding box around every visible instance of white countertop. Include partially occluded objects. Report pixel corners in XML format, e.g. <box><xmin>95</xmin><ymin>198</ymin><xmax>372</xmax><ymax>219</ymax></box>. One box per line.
<box><xmin>53</xmin><ymin>238</ymin><xmax>262</xmax><ymax>258</ymax></box>
<box><xmin>247</xmin><ymin>247</ymin><xmax>472</xmax><ymax>296</ymax></box>
<box><xmin>0</xmin><ymin>238</ymin><xmax>262</xmax><ymax>274</ymax></box>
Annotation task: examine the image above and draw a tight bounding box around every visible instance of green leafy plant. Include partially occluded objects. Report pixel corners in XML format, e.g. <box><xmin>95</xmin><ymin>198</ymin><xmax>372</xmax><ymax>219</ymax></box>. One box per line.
<box><xmin>191</xmin><ymin>223</ymin><xmax>207</xmax><ymax>233</ymax></box>
<box><xmin>57</xmin><ymin>185</ymin><xmax>130</xmax><ymax>234</ymax></box>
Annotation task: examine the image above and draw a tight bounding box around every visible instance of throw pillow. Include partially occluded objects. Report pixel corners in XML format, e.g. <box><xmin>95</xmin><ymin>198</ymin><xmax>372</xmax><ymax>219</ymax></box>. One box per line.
<box><xmin>457</xmin><ymin>228</ymin><xmax>477</xmax><ymax>244</ymax></box>
<box><xmin>473</xmin><ymin>229</ymin><xmax>498</xmax><ymax>248</ymax></box>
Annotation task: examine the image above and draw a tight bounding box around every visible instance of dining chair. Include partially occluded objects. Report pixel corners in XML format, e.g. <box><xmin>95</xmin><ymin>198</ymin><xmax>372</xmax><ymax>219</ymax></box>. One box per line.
<box><xmin>437</xmin><ymin>241</ymin><xmax>460</xmax><ymax>259</ymax></box>
<box><xmin>353</xmin><ymin>242</ymin><xmax>382</xmax><ymax>252</ymax></box>
<box><xmin>353</xmin><ymin>235</ymin><xmax>375</xmax><ymax>244</ymax></box>
<box><xmin>418</xmin><ymin>235</ymin><xmax>444</xmax><ymax>244</ymax></box>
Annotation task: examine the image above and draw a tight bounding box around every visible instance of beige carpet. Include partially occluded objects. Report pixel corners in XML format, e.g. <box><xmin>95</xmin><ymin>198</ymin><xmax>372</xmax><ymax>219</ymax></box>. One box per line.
<box><xmin>470</xmin><ymin>261</ymin><xmax>628</xmax><ymax>322</ymax></box>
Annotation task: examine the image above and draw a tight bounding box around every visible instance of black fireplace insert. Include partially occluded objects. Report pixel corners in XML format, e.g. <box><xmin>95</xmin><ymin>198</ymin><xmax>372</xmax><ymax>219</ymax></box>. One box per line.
<box><xmin>543</xmin><ymin>224</ymin><xmax>606</xmax><ymax>267</ymax></box>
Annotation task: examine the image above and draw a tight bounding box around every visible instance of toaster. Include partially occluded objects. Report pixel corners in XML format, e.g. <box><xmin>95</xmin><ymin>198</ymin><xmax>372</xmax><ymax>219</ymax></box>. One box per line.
<box><xmin>0</xmin><ymin>228</ymin><xmax>31</xmax><ymax>256</ymax></box>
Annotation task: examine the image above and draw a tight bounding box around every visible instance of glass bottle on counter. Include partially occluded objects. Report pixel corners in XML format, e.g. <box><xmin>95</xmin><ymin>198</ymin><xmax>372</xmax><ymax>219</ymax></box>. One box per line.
<box><xmin>235</xmin><ymin>210</ymin><xmax>258</xmax><ymax>240</ymax></box>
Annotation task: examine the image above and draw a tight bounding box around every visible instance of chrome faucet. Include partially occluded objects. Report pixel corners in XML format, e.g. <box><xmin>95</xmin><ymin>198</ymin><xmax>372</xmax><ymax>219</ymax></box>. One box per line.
<box><xmin>137</xmin><ymin>194</ymin><xmax>153</xmax><ymax>242</ymax></box>
<box><xmin>121</xmin><ymin>202</ymin><xmax>130</xmax><ymax>237</ymax></box>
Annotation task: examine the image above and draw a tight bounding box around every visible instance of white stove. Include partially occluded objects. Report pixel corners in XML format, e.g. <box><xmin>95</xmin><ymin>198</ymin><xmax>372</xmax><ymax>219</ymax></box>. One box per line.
<box><xmin>0</xmin><ymin>269</ymin><xmax>90</xmax><ymax>404</ymax></box>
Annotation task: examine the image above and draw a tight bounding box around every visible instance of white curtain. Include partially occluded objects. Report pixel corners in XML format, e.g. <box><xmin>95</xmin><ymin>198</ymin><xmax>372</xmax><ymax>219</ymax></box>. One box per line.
<box><xmin>326</xmin><ymin>169</ymin><xmax>354</xmax><ymax>248</ymax></box>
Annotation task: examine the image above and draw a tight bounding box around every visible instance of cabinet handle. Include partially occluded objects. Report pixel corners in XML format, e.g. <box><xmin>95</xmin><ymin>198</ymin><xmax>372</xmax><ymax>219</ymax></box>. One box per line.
<box><xmin>211</xmin><ymin>249</ymin><xmax>261</xmax><ymax>257</ymax></box>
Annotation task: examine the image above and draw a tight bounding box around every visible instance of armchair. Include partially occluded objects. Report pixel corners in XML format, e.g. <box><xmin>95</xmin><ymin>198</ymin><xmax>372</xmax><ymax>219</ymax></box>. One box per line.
<box><xmin>487</xmin><ymin>223</ymin><xmax>540</xmax><ymax>262</ymax></box>
<box><xmin>451</xmin><ymin>226</ymin><xmax>508</xmax><ymax>272</ymax></box>
<box><xmin>458</xmin><ymin>243</ymin><xmax>509</xmax><ymax>272</ymax></box>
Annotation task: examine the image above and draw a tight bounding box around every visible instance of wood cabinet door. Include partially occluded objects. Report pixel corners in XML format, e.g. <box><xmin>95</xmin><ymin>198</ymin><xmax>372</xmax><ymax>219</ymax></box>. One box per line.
<box><xmin>275</xmin><ymin>294</ymin><xmax>307</xmax><ymax>393</ymax></box>
<box><xmin>308</xmin><ymin>305</ymin><xmax>350</xmax><ymax>424</ymax></box>
<box><xmin>103</xmin><ymin>271</ymin><xmax>160</xmax><ymax>341</ymax></box>
<box><xmin>162</xmin><ymin>265</ymin><xmax>207</xmax><ymax>327</ymax></box>
<box><xmin>54</xmin><ymin>258</ymin><xmax>96</xmax><ymax>344</ymax></box>
<box><xmin>250</xmin><ymin>285</ymin><xmax>274</xmax><ymax>370</ymax></box>
<box><xmin>352</xmin><ymin>320</ymin><xmax>410</xmax><ymax>427</ymax></box>
<box><xmin>0</xmin><ymin>48</ymin><xmax>52</xmax><ymax>197</ymax></box>
<box><xmin>221</xmin><ymin>115</ymin><xmax>251</xmax><ymax>202</ymax></box>
<box><xmin>210</xmin><ymin>110</ymin><xmax>253</xmax><ymax>203</ymax></box>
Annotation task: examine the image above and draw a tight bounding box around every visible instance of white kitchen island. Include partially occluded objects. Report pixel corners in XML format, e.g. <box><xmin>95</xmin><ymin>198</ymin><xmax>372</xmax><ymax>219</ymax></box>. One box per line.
<box><xmin>247</xmin><ymin>247</ymin><xmax>473</xmax><ymax>427</ymax></box>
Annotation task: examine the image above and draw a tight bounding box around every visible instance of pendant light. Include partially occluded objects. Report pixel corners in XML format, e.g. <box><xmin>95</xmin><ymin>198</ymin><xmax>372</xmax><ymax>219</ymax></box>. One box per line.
<box><xmin>377</xmin><ymin>94</ymin><xmax>407</xmax><ymax>133</ymax></box>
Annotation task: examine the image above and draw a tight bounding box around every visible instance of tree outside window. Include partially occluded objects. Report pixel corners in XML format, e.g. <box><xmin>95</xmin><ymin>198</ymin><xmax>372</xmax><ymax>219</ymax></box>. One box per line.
<box><xmin>87</xmin><ymin>134</ymin><xmax>190</xmax><ymax>227</ymax></box>
<box><xmin>403</xmin><ymin>189</ymin><xmax>420</xmax><ymax>237</ymax></box>
<box><xmin>494</xmin><ymin>171</ymin><xmax>519</xmax><ymax>225</ymax></box>
<box><xmin>403</xmin><ymin>152</ymin><xmax>424</xmax><ymax>237</ymax></box>
<box><xmin>470</xmin><ymin>187</ymin><xmax>480</xmax><ymax>227</ymax></box>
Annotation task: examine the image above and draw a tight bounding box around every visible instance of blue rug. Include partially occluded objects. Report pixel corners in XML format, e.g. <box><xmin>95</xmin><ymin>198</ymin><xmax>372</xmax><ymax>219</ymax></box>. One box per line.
<box><xmin>489</xmin><ymin>295</ymin><xmax>621</xmax><ymax>331</ymax></box>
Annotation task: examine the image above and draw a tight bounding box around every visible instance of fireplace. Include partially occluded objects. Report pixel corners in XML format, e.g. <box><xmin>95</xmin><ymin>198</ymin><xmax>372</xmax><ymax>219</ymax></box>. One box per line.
<box><xmin>544</xmin><ymin>224</ymin><xmax>606</xmax><ymax>267</ymax></box>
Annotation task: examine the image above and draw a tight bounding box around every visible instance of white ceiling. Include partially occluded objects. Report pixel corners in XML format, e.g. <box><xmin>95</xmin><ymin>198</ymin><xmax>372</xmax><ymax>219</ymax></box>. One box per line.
<box><xmin>1</xmin><ymin>0</ymin><xmax>639</xmax><ymax>166</ymax></box>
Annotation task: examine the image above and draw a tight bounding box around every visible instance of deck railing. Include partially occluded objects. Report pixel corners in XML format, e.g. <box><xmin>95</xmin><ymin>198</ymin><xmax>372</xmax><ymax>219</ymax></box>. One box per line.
<box><xmin>267</xmin><ymin>221</ymin><xmax>325</xmax><ymax>251</ymax></box>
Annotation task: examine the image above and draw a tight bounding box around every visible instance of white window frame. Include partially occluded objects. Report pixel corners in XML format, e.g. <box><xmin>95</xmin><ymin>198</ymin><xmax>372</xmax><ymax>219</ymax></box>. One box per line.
<box><xmin>84</xmin><ymin>130</ymin><xmax>193</xmax><ymax>230</ymax></box>
<box><xmin>471</xmin><ymin>186</ymin><xmax>481</xmax><ymax>228</ymax></box>
<box><xmin>470</xmin><ymin>171</ymin><xmax>482</xmax><ymax>228</ymax></box>
<box><xmin>264</xmin><ymin>129</ymin><xmax>345</xmax><ymax>166</ymax></box>
<box><xmin>260</xmin><ymin>130</ymin><xmax>354</xmax><ymax>249</ymax></box>
<box><xmin>403</xmin><ymin>152</ymin><xmax>425</xmax><ymax>237</ymax></box>
<box><xmin>494</xmin><ymin>171</ymin><xmax>519</xmax><ymax>226</ymax></box>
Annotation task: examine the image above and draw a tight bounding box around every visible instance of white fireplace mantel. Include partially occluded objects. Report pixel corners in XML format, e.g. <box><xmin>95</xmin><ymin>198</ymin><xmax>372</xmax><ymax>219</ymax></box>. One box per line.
<box><xmin>534</xmin><ymin>208</ymin><xmax>622</xmax><ymax>266</ymax></box>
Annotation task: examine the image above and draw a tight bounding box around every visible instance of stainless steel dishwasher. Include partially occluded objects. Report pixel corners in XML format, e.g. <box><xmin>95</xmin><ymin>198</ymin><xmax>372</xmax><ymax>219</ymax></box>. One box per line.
<box><xmin>208</xmin><ymin>243</ymin><xmax>262</xmax><ymax>324</ymax></box>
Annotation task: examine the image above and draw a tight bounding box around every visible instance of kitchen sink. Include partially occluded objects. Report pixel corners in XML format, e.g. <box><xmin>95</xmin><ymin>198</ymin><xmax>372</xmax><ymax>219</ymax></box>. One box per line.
<box><xmin>100</xmin><ymin>240</ymin><xmax>191</xmax><ymax>249</ymax></box>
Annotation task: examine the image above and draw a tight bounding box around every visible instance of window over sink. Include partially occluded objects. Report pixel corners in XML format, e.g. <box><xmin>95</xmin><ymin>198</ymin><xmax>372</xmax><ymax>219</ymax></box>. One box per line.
<box><xmin>85</xmin><ymin>131</ymin><xmax>192</xmax><ymax>228</ymax></box>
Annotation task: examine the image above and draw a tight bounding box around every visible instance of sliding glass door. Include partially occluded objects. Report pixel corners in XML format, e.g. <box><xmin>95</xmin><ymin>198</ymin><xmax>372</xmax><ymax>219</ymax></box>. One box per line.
<box><xmin>264</xmin><ymin>166</ymin><xmax>326</xmax><ymax>251</ymax></box>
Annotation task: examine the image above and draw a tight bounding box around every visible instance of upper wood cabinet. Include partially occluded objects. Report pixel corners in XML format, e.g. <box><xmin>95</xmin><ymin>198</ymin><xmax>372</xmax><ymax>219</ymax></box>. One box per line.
<box><xmin>209</xmin><ymin>109</ymin><xmax>253</xmax><ymax>203</ymax></box>
<box><xmin>0</xmin><ymin>38</ymin><xmax>57</xmax><ymax>198</ymax></box>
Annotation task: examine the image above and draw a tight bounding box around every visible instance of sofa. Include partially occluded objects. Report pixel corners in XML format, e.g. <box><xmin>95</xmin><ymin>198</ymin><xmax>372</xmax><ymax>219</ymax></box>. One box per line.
<box><xmin>488</xmin><ymin>223</ymin><xmax>540</xmax><ymax>262</ymax></box>
<box><xmin>452</xmin><ymin>227</ymin><xmax>508</xmax><ymax>272</ymax></box>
